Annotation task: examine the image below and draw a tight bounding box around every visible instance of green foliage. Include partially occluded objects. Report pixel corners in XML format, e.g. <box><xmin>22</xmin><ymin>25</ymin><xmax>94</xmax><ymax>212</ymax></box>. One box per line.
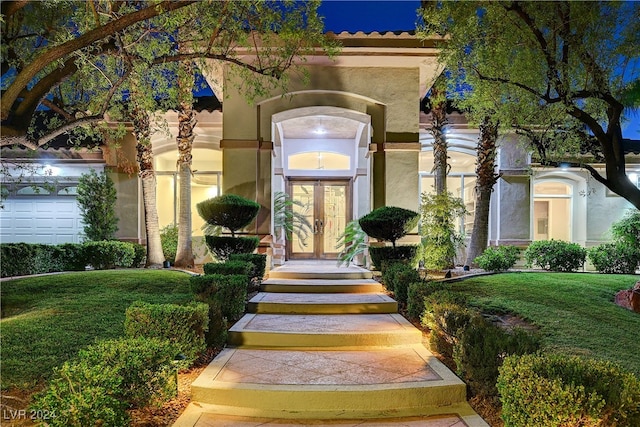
<box><xmin>406</xmin><ymin>281</ymin><xmax>448</xmax><ymax>321</ymax></box>
<box><xmin>203</xmin><ymin>260</ymin><xmax>253</xmax><ymax>278</ymax></box>
<box><xmin>368</xmin><ymin>245</ymin><xmax>419</xmax><ymax>271</ymax></box>
<box><xmin>498</xmin><ymin>354</ymin><xmax>640</xmax><ymax>427</ymax></box>
<box><xmin>418</xmin><ymin>1</ymin><xmax>640</xmax><ymax>207</ymax></box>
<box><xmin>124</xmin><ymin>301</ymin><xmax>209</xmax><ymax>366</ymax></box>
<box><xmin>588</xmin><ymin>242</ymin><xmax>640</xmax><ymax>274</ymax></box>
<box><xmin>78</xmin><ymin>337</ymin><xmax>178</xmax><ymax>408</ymax></box>
<box><xmin>160</xmin><ymin>223</ymin><xmax>179</xmax><ymax>264</ymax></box>
<box><xmin>422</xmin><ymin>302</ymin><xmax>479</xmax><ymax>359</ymax></box>
<box><xmin>524</xmin><ymin>240</ymin><xmax>586</xmax><ymax>272</ymax></box>
<box><xmin>382</xmin><ymin>262</ymin><xmax>420</xmax><ymax>305</ymax></box>
<box><xmin>1</xmin><ymin>243</ymin><xmax>54</xmax><ymax>277</ymax></box>
<box><xmin>611</xmin><ymin>210</ymin><xmax>640</xmax><ymax>247</ymax></box>
<box><xmin>56</xmin><ymin>243</ymin><xmax>88</xmax><ymax>271</ymax></box>
<box><xmin>190</xmin><ymin>274</ymin><xmax>247</xmax><ymax>323</ymax></box>
<box><xmin>454</xmin><ymin>319</ymin><xmax>541</xmax><ymax>396</ymax></box>
<box><xmin>474</xmin><ymin>245</ymin><xmax>521</xmax><ymax>272</ymax></box>
<box><xmin>359</xmin><ymin>206</ymin><xmax>419</xmax><ymax>248</ymax></box>
<box><xmin>420</xmin><ymin>192</ymin><xmax>467</xmax><ymax>270</ymax></box>
<box><xmin>130</xmin><ymin>242</ymin><xmax>146</xmax><ymax>268</ymax></box>
<box><xmin>273</xmin><ymin>191</ymin><xmax>313</xmax><ymax>247</ymax></box>
<box><xmin>229</xmin><ymin>253</ymin><xmax>267</xmax><ymax>280</ymax></box>
<box><xmin>83</xmin><ymin>241</ymin><xmax>135</xmax><ymax>270</ymax></box>
<box><xmin>196</xmin><ymin>194</ymin><xmax>260</xmax><ymax>236</ymax></box>
<box><xmin>336</xmin><ymin>219</ymin><xmax>368</xmax><ymax>267</ymax></box>
<box><xmin>31</xmin><ymin>361</ymin><xmax>128</xmax><ymax>427</ymax></box>
<box><xmin>204</xmin><ymin>236</ymin><xmax>259</xmax><ymax>262</ymax></box>
<box><xmin>76</xmin><ymin>169</ymin><xmax>118</xmax><ymax>241</ymax></box>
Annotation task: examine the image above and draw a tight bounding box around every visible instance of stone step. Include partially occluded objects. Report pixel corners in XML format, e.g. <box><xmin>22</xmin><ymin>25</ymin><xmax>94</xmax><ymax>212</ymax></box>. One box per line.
<box><xmin>228</xmin><ymin>313</ymin><xmax>422</xmax><ymax>348</ymax></box>
<box><xmin>261</xmin><ymin>278</ymin><xmax>383</xmax><ymax>294</ymax></box>
<box><xmin>248</xmin><ymin>292</ymin><xmax>397</xmax><ymax>314</ymax></box>
<box><xmin>268</xmin><ymin>268</ymin><xmax>373</xmax><ymax>280</ymax></box>
<box><xmin>190</xmin><ymin>346</ymin><xmax>474</xmax><ymax>420</ymax></box>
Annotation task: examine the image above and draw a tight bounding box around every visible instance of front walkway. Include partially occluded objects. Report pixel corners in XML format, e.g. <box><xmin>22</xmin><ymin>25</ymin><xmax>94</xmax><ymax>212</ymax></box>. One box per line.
<box><xmin>173</xmin><ymin>262</ymin><xmax>488</xmax><ymax>427</ymax></box>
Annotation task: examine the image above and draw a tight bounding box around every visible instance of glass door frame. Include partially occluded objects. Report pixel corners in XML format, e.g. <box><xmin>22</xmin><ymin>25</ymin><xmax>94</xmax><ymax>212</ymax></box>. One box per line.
<box><xmin>286</xmin><ymin>178</ymin><xmax>352</xmax><ymax>260</ymax></box>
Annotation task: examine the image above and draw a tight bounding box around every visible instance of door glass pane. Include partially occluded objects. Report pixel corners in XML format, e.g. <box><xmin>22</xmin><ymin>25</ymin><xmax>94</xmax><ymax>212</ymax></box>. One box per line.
<box><xmin>323</xmin><ymin>185</ymin><xmax>346</xmax><ymax>255</ymax></box>
<box><xmin>291</xmin><ymin>184</ymin><xmax>314</xmax><ymax>253</ymax></box>
<box><xmin>156</xmin><ymin>174</ymin><xmax>175</xmax><ymax>228</ymax></box>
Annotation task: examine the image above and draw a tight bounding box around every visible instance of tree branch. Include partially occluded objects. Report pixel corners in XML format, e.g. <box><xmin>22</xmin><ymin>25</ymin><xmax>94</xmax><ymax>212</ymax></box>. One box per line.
<box><xmin>1</xmin><ymin>0</ymin><xmax>195</xmax><ymax>120</ymax></box>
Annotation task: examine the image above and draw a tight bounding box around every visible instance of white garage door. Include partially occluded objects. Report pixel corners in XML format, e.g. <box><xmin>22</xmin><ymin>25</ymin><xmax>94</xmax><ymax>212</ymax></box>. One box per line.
<box><xmin>0</xmin><ymin>196</ymin><xmax>84</xmax><ymax>244</ymax></box>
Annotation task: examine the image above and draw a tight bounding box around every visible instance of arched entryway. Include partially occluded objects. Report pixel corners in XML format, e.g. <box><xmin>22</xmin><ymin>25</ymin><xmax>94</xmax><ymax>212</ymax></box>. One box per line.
<box><xmin>270</xmin><ymin>106</ymin><xmax>372</xmax><ymax>262</ymax></box>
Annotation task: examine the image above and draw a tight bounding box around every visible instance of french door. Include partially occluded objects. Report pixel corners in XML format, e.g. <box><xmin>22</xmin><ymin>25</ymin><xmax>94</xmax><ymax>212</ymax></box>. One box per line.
<box><xmin>287</xmin><ymin>180</ymin><xmax>351</xmax><ymax>260</ymax></box>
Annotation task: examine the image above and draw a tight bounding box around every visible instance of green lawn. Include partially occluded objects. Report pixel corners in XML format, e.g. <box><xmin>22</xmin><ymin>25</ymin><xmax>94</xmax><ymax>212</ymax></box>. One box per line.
<box><xmin>448</xmin><ymin>272</ymin><xmax>640</xmax><ymax>376</ymax></box>
<box><xmin>0</xmin><ymin>270</ymin><xmax>194</xmax><ymax>390</ymax></box>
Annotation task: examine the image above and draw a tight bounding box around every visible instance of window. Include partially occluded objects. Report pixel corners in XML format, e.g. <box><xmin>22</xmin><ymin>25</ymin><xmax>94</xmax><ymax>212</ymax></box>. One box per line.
<box><xmin>154</xmin><ymin>148</ymin><xmax>222</xmax><ymax>235</ymax></box>
<box><xmin>288</xmin><ymin>152</ymin><xmax>350</xmax><ymax>171</ymax></box>
<box><xmin>419</xmin><ymin>150</ymin><xmax>476</xmax><ymax>236</ymax></box>
<box><xmin>533</xmin><ymin>182</ymin><xmax>572</xmax><ymax>241</ymax></box>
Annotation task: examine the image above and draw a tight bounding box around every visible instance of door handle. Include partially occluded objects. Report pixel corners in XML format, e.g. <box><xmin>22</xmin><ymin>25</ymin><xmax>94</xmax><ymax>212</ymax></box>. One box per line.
<box><xmin>318</xmin><ymin>219</ymin><xmax>324</xmax><ymax>234</ymax></box>
<box><xmin>314</xmin><ymin>219</ymin><xmax>319</xmax><ymax>234</ymax></box>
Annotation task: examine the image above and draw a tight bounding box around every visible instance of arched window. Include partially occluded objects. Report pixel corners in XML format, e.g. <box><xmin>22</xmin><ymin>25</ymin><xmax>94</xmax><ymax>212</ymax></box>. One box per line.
<box><xmin>533</xmin><ymin>181</ymin><xmax>572</xmax><ymax>241</ymax></box>
<box><xmin>419</xmin><ymin>150</ymin><xmax>476</xmax><ymax>236</ymax></box>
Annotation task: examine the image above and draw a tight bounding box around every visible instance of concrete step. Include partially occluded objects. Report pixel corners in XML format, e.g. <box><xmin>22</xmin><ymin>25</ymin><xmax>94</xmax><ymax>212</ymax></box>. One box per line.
<box><xmin>228</xmin><ymin>313</ymin><xmax>422</xmax><ymax>348</ymax></box>
<box><xmin>248</xmin><ymin>292</ymin><xmax>397</xmax><ymax>314</ymax></box>
<box><xmin>189</xmin><ymin>346</ymin><xmax>475</xmax><ymax>421</ymax></box>
<box><xmin>261</xmin><ymin>278</ymin><xmax>383</xmax><ymax>294</ymax></box>
<box><xmin>268</xmin><ymin>268</ymin><xmax>373</xmax><ymax>280</ymax></box>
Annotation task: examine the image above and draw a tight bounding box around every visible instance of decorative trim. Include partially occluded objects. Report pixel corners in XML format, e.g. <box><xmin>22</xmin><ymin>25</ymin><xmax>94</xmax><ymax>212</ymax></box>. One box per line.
<box><xmin>383</xmin><ymin>142</ymin><xmax>421</xmax><ymax>151</ymax></box>
<box><xmin>220</xmin><ymin>139</ymin><xmax>273</xmax><ymax>150</ymax></box>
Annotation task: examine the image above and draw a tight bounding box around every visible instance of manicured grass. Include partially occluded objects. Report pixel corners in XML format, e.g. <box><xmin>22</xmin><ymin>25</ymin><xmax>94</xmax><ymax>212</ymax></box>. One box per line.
<box><xmin>0</xmin><ymin>270</ymin><xmax>194</xmax><ymax>390</ymax></box>
<box><xmin>448</xmin><ymin>272</ymin><xmax>640</xmax><ymax>376</ymax></box>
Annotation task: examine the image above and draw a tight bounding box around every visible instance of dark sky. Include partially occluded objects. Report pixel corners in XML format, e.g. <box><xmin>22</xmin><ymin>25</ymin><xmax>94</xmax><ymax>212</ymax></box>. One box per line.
<box><xmin>318</xmin><ymin>0</ymin><xmax>422</xmax><ymax>33</ymax></box>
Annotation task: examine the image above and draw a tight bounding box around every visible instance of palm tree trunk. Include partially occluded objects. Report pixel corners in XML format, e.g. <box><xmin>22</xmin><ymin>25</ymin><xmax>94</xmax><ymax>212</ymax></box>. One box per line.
<box><xmin>430</xmin><ymin>85</ymin><xmax>448</xmax><ymax>195</ymax></box>
<box><xmin>174</xmin><ymin>61</ymin><xmax>196</xmax><ymax>268</ymax></box>
<box><xmin>133</xmin><ymin>108</ymin><xmax>165</xmax><ymax>268</ymax></box>
<box><xmin>465</xmin><ymin>116</ymin><xmax>500</xmax><ymax>267</ymax></box>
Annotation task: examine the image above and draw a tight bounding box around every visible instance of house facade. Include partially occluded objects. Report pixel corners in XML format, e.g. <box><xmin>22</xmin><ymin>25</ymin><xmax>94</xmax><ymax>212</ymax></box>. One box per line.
<box><xmin>1</xmin><ymin>31</ymin><xmax>638</xmax><ymax>266</ymax></box>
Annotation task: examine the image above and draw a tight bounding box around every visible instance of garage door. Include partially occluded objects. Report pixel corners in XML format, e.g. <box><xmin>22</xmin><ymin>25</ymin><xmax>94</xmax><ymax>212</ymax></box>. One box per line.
<box><xmin>0</xmin><ymin>196</ymin><xmax>84</xmax><ymax>244</ymax></box>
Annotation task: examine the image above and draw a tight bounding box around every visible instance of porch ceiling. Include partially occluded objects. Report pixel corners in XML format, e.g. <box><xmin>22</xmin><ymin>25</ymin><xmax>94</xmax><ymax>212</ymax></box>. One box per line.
<box><xmin>280</xmin><ymin>115</ymin><xmax>360</xmax><ymax>140</ymax></box>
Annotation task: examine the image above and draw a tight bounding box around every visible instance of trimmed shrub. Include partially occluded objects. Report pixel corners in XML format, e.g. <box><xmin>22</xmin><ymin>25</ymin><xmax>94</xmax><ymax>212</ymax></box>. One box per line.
<box><xmin>419</xmin><ymin>192</ymin><xmax>467</xmax><ymax>270</ymax></box>
<box><xmin>31</xmin><ymin>361</ymin><xmax>128</xmax><ymax>427</ymax></box>
<box><xmin>230</xmin><ymin>253</ymin><xmax>267</xmax><ymax>280</ymax></box>
<box><xmin>203</xmin><ymin>260</ymin><xmax>253</xmax><ymax>278</ymax></box>
<box><xmin>1</xmin><ymin>243</ymin><xmax>38</xmax><ymax>277</ymax></box>
<box><xmin>359</xmin><ymin>206</ymin><xmax>419</xmax><ymax>248</ymax></box>
<box><xmin>196</xmin><ymin>194</ymin><xmax>260</xmax><ymax>236</ymax></box>
<box><xmin>204</xmin><ymin>236</ymin><xmax>259</xmax><ymax>261</ymax></box>
<box><xmin>56</xmin><ymin>243</ymin><xmax>87</xmax><ymax>271</ymax></box>
<box><xmin>611</xmin><ymin>209</ymin><xmax>640</xmax><ymax>248</ymax></box>
<box><xmin>524</xmin><ymin>239</ymin><xmax>586</xmax><ymax>272</ymax></box>
<box><xmin>453</xmin><ymin>319</ymin><xmax>541</xmax><ymax>395</ymax></box>
<box><xmin>160</xmin><ymin>223</ymin><xmax>179</xmax><ymax>264</ymax></box>
<box><xmin>407</xmin><ymin>281</ymin><xmax>448</xmax><ymax>320</ymax></box>
<box><xmin>190</xmin><ymin>274</ymin><xmax>247</xmax><ymax>323</ymax></box>
<box><xmin>124</xmin><ymin>301</ymin><xmax>209</xmax><ymax>366</ymax></box>
<box><xmin>382</xmin><ymin>262</ymin><xmax>420</xmax><ymax>305</ymax></box>
<box><xmin>130</xmin><ymin>242</ymin><xmax>146</xmax><ymax>268</ymax></box>
<box><xmin>422</xmin><ymin>302</ymin><xmax>479</xmax><ymax>359</ymax></box>
<box><xmin>84</xmin><ymin>241</ymin><xmax>136</xmax><ymax>270</ymax></box>
<box><xmin>588</xmin><ymin>241</ymin><xmax>640</xmax><ymax>274</ymax></box>
<box><xmin>78</xmin><ymin>337</ymin><xmax>178</xmax><ymax>408</ymax></box>
<box><xmin>474</xmin><ymin>245</ymin><xmax>521</xmax><ymax>271</ymax></box>
<box><xmin>369</xmin><ymin>245</ymin><xmax>419</xmax><ymax>271</ymax></box>
<box><xmin>498</xmin><ymin>354</ymin><xmax>640</xmax><ymax>427</ymax></box>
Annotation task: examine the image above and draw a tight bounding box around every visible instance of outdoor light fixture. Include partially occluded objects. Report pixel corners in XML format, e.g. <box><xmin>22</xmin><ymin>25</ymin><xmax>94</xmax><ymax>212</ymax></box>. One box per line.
<box><xmin>313</xmin><ymin>127</ymin><xmax>327</xmax><ymax>135</ymax></box>
<box><xmin>43</xmin><ymin>164</ymin><xmax>60</xmax><ymax>176</ymax></box>
<box><xmin>558</xmin><ymin>162</ymin><xmax>571</xmax><ymax>170</ymax></box>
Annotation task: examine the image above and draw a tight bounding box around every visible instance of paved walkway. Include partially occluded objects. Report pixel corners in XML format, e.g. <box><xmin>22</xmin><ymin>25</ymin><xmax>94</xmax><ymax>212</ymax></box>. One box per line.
<box><xmin>173</xmin><ymin>262</ymin><xmax>488</xmax><ymax>427</ymax></box>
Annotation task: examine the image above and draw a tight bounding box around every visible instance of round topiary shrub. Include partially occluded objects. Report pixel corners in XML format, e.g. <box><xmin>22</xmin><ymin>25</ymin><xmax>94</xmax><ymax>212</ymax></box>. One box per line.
<box><xmin>196</xmin><ymin>194</ymin><xmax>260</xmax><ymax>237</ymax></box>
<box><xmin>524</xmin><ymin>239</ymin><xmax>586</xmax><ymax>272</ymax></box>
<box><xmin>359</xmin><ymin>206</ymin><xmax>419</xmax><ymax>248</ymax></box>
